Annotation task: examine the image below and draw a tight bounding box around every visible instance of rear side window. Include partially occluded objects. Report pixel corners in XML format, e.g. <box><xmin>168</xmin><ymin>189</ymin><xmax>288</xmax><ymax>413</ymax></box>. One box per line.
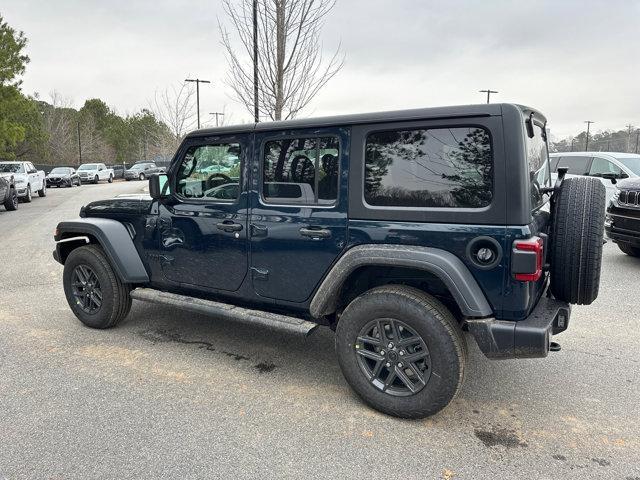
<box><xmin>262</xmin><ymin>137</ymin><xmax>339</xmax><ymax>205</ymax></box>
<box><xmin>525</xmin><ymin>123</ymin><xmax>550</xmax><ymax>210</ymax></box>
<box><xmin>364</xmin><ymin>127</ymin><xmax>493</xmax><ymax>208</ymax></box>
<box><xmin>555</xmin><ymin>156</ymin><xmax>591</xmax><ymax>175</ymax></box>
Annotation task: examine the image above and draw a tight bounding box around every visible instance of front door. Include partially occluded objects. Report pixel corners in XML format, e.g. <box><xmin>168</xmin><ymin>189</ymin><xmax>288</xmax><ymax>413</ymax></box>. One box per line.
<box><xmin>158</xmin><ymin>134</ymin><xmax>249</xmax><ymax>291</ymax></box>
<box><xmin>249</xmin><ymin>128</ymin><xmax>349</xmax><ymax>303</ymax></box>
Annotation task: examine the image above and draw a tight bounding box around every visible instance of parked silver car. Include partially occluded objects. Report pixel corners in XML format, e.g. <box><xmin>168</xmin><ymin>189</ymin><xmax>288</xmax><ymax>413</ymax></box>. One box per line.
<box><xmin>124</xmin><ymin>162</ymin><xmax>164</xmax><ymax>181</ymax></box>
<box><xmin>550</xmin><ymin>152</ymin><xmax>640</xmax><ymax>204</ymax></box>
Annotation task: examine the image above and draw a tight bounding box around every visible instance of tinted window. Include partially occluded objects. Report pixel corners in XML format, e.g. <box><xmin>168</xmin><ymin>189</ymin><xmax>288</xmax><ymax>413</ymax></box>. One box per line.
<box><xmin>175</xmin><ymin>143</ymin><xmax>241</xmax><ymax>200</ymax></box>
<box><xmin>555</xmin><ymin>156</ymin><xmax>590</xmax><ymax>175</ymax></box>
<box><xmin>526</xmin><ymin>124</ymin><xmax>550</xmax><ymax>210</ymax></box>
<box><xmin>364</xmin><ymin>127</ymin><xmax>492</xmax><ymax>208</ymax></box>
<box><xmin>262</xmin><ymin>137</ymin><xmax>339</xmax><ymax>205</ymax></box>
<box><xmin>589</xmin><ymin>157</ymin><xmax>622</xmax><ymax>177</ymax></box>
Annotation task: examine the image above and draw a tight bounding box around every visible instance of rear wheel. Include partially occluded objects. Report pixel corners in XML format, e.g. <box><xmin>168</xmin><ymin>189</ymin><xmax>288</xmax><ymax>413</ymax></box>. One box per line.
<box><xmin>335</xmin><ymin>285</ymin><xmax>466</xmax><ymax>419</ymax></box>
<box><xmin>618</xmin><ymin>242</ymin><xmax>640</xmax><ymax>257</ymax></box>
<box><xmin>4</xmin><ymin>187</ymin><xmax>18</xmax><ymax>211</ymax></box>
<box><xmin>63</xmin><ymin>245</ymin><xmax>132</xmax><ymax>329</ymax></box>
<box><xmin>550</xmin><ymin>177</ymin><xmax>606</xmax><ymax>305</ymax></box>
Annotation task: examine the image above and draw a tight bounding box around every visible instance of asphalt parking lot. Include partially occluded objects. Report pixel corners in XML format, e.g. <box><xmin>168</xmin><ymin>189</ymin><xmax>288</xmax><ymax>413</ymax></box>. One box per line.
<box><xmin>0</xmin><ymin>181</ymin><xmax>639</xmax><ymax>479</ymax></box>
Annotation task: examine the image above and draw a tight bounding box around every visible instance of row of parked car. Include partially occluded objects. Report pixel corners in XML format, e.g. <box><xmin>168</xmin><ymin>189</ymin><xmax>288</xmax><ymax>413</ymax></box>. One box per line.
<box><xmin>0</xmin><ymin>160</ymin><xmax>165</xmax><ymax>212</ymax></box>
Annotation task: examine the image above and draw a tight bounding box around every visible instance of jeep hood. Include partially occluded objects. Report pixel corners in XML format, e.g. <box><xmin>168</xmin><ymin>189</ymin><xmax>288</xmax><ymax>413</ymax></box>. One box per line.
<box><xmin>616</xmin><ymin>178</ymin><xmax>640</xmax><ymax>190</ymax></box>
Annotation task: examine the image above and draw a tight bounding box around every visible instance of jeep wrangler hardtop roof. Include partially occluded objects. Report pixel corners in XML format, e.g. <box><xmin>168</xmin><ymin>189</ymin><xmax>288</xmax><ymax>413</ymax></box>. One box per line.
<box><xmin>187</xmin><ymin>103</ymin><xmax>545</xmax><ymax>138</ymax></box>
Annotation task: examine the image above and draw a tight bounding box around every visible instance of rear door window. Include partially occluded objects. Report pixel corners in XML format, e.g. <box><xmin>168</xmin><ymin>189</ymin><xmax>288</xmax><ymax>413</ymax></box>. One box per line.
<box><xmin>525</xmin><ymin>122</ymin><xmax>550</xmax><ymax>210</ymax></box>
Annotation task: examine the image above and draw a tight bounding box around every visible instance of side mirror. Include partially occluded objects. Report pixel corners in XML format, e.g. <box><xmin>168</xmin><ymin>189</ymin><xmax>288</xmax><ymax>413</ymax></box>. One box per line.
<box><xmin>149</xmin><ymin>173</ymin><xmax>170</xmax><ymax>200</ymax></box>
<box><xmin>29</xmin><ymin>169</ymin><xmax>38</xmax><ymax>174</ymax></box>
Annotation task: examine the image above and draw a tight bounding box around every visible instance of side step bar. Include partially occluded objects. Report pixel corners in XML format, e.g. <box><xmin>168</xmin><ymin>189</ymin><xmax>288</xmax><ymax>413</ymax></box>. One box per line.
<box><xmin>130</xmin><ymin>288</ymin><xmax>319</xmax><ymax>337</ymax></box>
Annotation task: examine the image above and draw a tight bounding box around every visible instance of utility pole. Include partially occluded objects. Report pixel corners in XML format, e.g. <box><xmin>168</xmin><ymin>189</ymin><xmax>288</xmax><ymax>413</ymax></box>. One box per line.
<box><xmin>636</xmin><ymin>130</ymin><xmax>640</xmax><ymax>154</ymax></box>
<box><xmin>627</xmin><ymin>124</ymin><xmax>634</xmax><ymax>152</ymax></box>
<box><xmin>77</xmin><ymin>121</ymin><xmax>82</xmax><ymax>165</ymax></box>
<box><xmin>253</xmin><ymin>0</ymin><xmax>259</xmax><ymax>123</ymax></box>
<box><xmin>570</xmin><ymin>138</ymin><xmax>575</xmax><ymax>152</ymax></box>
<box><xmin>479</xmin><ymin>89</ymin><xmax>498</xmax><ymax>104</ymax></box>
<box><xmin>209</xmin><ymin>112</ymin><xmax>225</xmax><ymax>127</ymax></box>
<box><xmin>584</xmin><ymin>120</ymin><xmax>594</xmax><ymax>151</ymax></box>
<box><xmin>185</xmin><ymin>78</ymin><xmax>211</xmax><ymax>129</ymax></box>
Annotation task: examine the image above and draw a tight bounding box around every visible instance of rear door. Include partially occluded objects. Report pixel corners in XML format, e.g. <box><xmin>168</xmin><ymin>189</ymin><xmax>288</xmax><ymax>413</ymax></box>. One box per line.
<box><xmin>249</xmin><ymin>127</ymin><xmax>349</xmax><ymax>303</ymax></box>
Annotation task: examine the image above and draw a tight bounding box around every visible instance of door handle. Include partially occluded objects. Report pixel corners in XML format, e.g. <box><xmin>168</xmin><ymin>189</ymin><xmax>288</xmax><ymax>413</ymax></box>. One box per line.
<box><xmin>216</xmin><ymin>221</ymin><xmax>243</xmax><ymax>232</ymax></box>
<box><xmin>299</xmin><ymin>227</ymin><xmax>331</xmax><ymax>239</ymax></box>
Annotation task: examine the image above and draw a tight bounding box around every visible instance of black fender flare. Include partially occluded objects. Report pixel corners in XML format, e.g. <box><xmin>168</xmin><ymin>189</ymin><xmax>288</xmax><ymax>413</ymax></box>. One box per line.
<box><xmin>54</xmin><ymin>218</ymin><xmax>149</xmax><ymax>283</ymax></box>
<box><xmin>309</xmin><ymin>244</ymin><xmax>492</xmax><ymax>318</ymax></box>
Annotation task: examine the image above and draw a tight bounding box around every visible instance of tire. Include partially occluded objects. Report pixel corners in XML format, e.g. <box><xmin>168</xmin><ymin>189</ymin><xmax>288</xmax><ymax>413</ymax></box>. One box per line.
<box><xmin>618</xmin><ymin>242</ymin><xmax>640</xmax><ymax>257</ymax></box>
<box><xmin>4</xmin><ymin>187</ymin><xmax>18</xmax><ymax>211</ymax></box>
<box><xmin>108</xmin><ymin>175</ymin><xmax>113</xmax><ymax>183</ymax></box>
<box><xmin>23</xmin><ymin>184</ymin><xmax>32</xmax><ymax>203</ymax></box>
<box><xmin>335</xmin><ymin>285</ymin><xmax>466</xmax><ymax>419</ymax></box>
<box><xmin>38</xmin><ymin>181</ymin><xmax>46</xmax><ymax>197</ymax></box>
<box><xmin>94</xmin><ymin>175</ymin><xmax>99</xmax><ymax>184</ymax></box>
<box><xmin>63</xmin><ymin>245</ymin><xmax>132</xmax><ymax>329</ymax></box>
<box><xmin>549</xmin><ymin>177</ymin><xmax>606</xmax><ymax>305</ymax></box>
<box><xmin>139</xmin><ymin>173</ymin><xmax>145</xmax><ymax>181</ymax></box>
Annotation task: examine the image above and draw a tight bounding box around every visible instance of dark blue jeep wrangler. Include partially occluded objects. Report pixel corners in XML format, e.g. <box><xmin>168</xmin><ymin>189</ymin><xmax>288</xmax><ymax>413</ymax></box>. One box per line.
<box><xmin>53</xmin><ymin>104</ymin><xmax>606</xmax><ymax>418</ymax></box>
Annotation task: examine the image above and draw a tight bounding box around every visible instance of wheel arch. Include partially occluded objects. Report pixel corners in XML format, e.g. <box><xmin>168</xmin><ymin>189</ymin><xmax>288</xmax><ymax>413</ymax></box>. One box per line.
<box><xmin>54</xmin><ymin>218</ymin><xmax>149</xmax><ymax>283</ymax></box>
<box><xmin>309</xmin><ymin>244</ymin><xmax>492</xmax><ymax>319</ymax></box>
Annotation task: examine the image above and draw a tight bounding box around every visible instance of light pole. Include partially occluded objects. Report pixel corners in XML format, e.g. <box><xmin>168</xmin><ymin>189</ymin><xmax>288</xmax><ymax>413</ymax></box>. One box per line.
<box><xmin>479</xmin><ymin>89</ymin><xmax>498</xmax><ymax>104</ymax></box>
<box><xmin>584</xmin><ymin>120</ymin><xmax>594</xmax><ymax>151</ymax></box>
<box><xmin>253</xmin><ymin>0</ymin><xmax>259</xmax><ymax>123</ymax></box>
<box><xmin>77</xmin><ymin>121</ymin><xmax>82</xmax><ymax>165</ymax></box>
<box><xmin>185</xmin><ymin>78</ymin><xmax>211</xmax><ymax>129</ymax></box>
<box><xmin>627</xmin><ymin>124</ymin><xmax>634</xmax><ymax>152</ymax></box>
<box><xmin>209</xmin><ymin>112</ymin><xmax>225</xmax><ymax>127</ymax></box>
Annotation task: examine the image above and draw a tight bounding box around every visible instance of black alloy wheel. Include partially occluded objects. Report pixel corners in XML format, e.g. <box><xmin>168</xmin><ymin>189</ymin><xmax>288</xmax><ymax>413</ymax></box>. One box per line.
<box><xmin>355</xmin><ymin>318</ymin><xmax>431</xmax><ymax>396</ymax></box>
<box><xmin>71</xmin><ymin>264</ymin><xmax>103</xmax><ymax>314</ymax></box>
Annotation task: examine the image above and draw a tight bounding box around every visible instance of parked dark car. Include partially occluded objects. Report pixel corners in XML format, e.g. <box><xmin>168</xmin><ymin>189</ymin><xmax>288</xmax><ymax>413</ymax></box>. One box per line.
<box><xmin>0</xmin><ymin>175</ymin><xmax>18</xmax><ymax>211</ymax></box>
<box><xmin>53</xmin><ymin>104</ymin><xmax>606</xmax><ymax>418</ymax></box>
<box><xmin>110</xmin><ymin>164</ymin><xmax>126</xmax><ymax>179</ymax></box>
<box><xmin>124</xmin><ymin>162</ymin><xmax>164</xmax><ymax>181</ymax></box>
<box><xmin>605</xmin><ymin>177</ymin><xmax>640</xmax><ymax>257</ymax></box>
<box><xmin>46</xmin><ymin>167</ymin><xmax>81</xmax><ymax>188</ymax></box>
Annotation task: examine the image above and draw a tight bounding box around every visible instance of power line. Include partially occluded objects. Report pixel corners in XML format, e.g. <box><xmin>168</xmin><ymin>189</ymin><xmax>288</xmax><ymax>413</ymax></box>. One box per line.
<box><xmin>479</xmin><ymin>89</ymin><xmax>498</xmax><ymax>104</ymax></box>
<box><xmin>209</xmin><ymin>112</ymin><xmax>225</xmax><ymax>127</ymax></box>
<box><xmin>185</xmin><ymin>78</ymin><xmax>211</xmax><ymax>129</ymax></box>
<box><xmin>584</xmin><ymin>120</ymin><xmax>594</xmax><ymax>151</ymax></box>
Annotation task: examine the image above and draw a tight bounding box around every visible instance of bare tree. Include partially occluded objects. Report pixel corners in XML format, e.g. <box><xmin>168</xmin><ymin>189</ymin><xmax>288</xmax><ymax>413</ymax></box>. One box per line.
<box><xmin>42</xmin><ymin>91</ymin><xmax>78</xmax><ymax>165</ymax></box>
<box><xmin>220</xmin><ymin>0</ymin><xmax>344</xmax><ymax>121</ymax></box>
<box><xmin>150</xmin><ymin>83</ymin><xmax>197</xmax><ymax>147</ymax></box>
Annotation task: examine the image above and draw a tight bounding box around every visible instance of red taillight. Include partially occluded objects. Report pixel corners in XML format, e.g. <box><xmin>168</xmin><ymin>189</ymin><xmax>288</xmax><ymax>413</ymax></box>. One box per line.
<box><xmin>513</xmin><ymin>236</ymin><xmax>544</xmax><ymax>282</ymax></box>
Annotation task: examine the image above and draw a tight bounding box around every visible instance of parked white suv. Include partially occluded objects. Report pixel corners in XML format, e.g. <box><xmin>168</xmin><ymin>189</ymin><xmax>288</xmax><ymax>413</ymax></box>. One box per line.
<box><xmin>77</xmin><ymin>163</ymin><xmax>114</xmax><ymax>184</ymax></box>
<box><xmin>550</xmin><ymin>152</ymin><xmax>640</xmax><ymax>204</ymax></box>
<box><xmin>0</xmin><ymin>161</ymin><xmax>46</xmax><ymax>202</ymax></box>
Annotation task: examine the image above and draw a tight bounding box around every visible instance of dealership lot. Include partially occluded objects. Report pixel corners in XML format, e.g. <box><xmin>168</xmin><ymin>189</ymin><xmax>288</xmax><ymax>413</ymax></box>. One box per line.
<box><xmin>0</xmin><ymin>182</ymin><xmax>639</xmax><ymax>479</ymax></box>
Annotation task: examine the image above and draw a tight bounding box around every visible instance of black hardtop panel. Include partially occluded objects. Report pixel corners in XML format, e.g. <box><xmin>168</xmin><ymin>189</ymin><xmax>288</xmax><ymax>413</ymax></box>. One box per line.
<box><xmin>185</xmin><ymin>103</ymin><xmax>523</xmax><ymax>138</ymax></box>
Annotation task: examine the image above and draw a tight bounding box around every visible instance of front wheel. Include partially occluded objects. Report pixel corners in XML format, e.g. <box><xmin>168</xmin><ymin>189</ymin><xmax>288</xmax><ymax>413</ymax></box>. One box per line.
<box><xmin>4</xmin><ymin>187</ymin><xmax>18</xmax><ymax>211</ymax></box>
<box><xmin>63</xmin><ymin>245</ymin><xmax>132</xmax><ymax>329</ymax></box>
<box><xmin>38</xmin><ymin>181</ymin><xmax>46</xmax><ymax>197</ymax></box>
<box><xmin>335</xmin><ymin>285</ymin><xmax>466</xmax><ymax>419</ymax></box>
<box><xmin>23</xmin><ymin>184</ymin><xmax>32</xmax><ymax>203</ymax></box>
<box><xmin>108</xmin><ymin>175</ymin><xmax>113</xmax><ymax>183</ymax></box>
<box><xmin>138</xmin><ymin>173</ymin><xmax>145</xmax><ymax>181</ymax></box>
<box><xmin>618</xmin><ymin>242</ymin><xmax>640</xmax><ymax>257</ymax></box>
<box><xmin>93</xmin><ymin>175</ymin><xmax>99</xmax><ymax>184</ymax></box>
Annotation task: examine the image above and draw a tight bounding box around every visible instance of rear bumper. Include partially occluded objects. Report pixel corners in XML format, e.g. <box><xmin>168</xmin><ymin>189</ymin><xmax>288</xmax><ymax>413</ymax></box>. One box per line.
<box><xmin>467</xmin><ymin>293</ymin><xmax>570</xmax><ymax>359</ymax></box>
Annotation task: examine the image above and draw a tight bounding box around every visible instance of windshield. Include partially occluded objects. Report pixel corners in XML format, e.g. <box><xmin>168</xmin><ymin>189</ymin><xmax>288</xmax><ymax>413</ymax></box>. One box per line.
<box><xmin>0</xmin><ymin>163</ymin><xmax>24</xmax><ymax>173</ymax></box>
<box><xmin>51</xmin><ymin>168</ymin><xmax>71</xmax><ymax>174</ymax></box>
<box><xmin>616</xmin><ymin>156</ymin><xmax>640</xmax><ymax>176</ymax></box>
<box><xmin>78</xmin><ymin>164</ymin><xmax>97</xmax><ymax>171</ymax></box>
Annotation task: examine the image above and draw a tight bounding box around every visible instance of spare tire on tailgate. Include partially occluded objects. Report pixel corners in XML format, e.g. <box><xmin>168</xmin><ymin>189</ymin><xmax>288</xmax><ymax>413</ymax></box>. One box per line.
<box><xmin>549</xmin><ymin>176</ymin><xmax>606</xmax><ymax>305</ymax></box>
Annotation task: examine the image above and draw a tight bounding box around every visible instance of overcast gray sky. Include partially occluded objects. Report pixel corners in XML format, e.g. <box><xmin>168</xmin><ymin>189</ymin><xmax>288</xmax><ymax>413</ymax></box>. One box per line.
<box><xmin>3</xmin><ymin>0</ymin><xmax>639</xmax><ymax>138</ymax></box>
